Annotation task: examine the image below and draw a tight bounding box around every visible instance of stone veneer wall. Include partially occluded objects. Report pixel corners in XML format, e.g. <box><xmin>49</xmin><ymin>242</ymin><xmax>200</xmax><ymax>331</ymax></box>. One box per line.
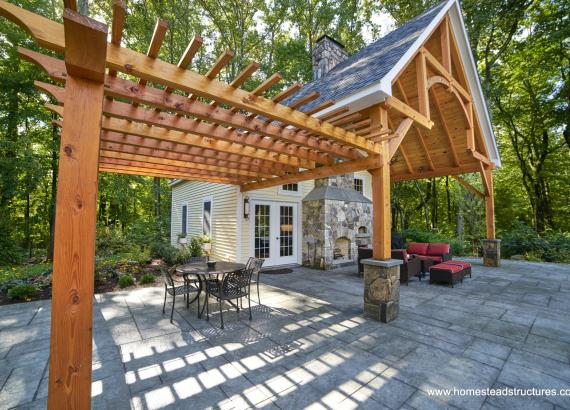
<box><xmin>302</xmin><ymin>197</ymin><xmax>372</xmax><ymax>270</ymax></box>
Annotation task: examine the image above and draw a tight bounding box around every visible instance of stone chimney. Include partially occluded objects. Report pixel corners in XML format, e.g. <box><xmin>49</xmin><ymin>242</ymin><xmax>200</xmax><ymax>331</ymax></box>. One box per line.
<box><xmin>312</xmin><ymin>35</ymin><xmax>347</xmax><ymax>80</ymax></box>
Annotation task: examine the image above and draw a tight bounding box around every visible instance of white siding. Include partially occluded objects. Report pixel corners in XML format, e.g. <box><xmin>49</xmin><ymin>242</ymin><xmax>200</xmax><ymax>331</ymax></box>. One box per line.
<box><xmin>354</xmin><ymin>170</ymin><xmax>373</xmax><ymax>200</ymax></box>
<box><xmin>171</xmin><ymin>181</ymin><xmax>237</xmax><ymax>262</ymax></box>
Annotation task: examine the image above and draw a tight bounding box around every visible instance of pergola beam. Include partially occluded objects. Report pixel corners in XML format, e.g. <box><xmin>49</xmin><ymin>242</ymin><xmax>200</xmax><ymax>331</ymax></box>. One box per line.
<box><xmin>240</xmin><ymin>155</ymin><xmax>383</xmax><ymax>192</ymax></box>
<box><xmin>100</xmin><ymin>166</ymin><xmax>242</xmax><ymax>184</ymax></box>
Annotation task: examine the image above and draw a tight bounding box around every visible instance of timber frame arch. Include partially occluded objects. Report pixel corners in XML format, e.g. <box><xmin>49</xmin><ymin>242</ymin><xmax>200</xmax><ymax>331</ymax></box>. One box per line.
<box><xmin>0</xmin><ymin>0</ymin><xmax>499</xmax><ymax>407</ymax></box>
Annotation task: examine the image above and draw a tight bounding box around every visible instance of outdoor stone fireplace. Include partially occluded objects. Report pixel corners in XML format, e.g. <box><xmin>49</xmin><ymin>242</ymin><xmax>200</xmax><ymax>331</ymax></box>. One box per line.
<box><xmin>302</xmin><ymin>173</ymin><xmax>372</xmax><ymax>269</ymax></box>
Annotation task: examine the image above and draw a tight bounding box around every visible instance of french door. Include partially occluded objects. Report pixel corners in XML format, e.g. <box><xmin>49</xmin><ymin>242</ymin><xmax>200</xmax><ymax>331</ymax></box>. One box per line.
<box><xmin>251</xmin><ymin>201</ymin><xmax>298</xmax><ymax>267</ymax></box>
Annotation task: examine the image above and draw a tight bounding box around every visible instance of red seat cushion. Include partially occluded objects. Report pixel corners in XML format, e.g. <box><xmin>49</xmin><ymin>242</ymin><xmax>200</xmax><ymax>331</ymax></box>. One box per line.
<box><xmin>417</xmin><ymin>255</ymin><xmax>442</xmax><ymax>263</ymax></box>
<box><xmin>407</xmin><ymin>242</ymin><xmax>429</xmax><ymax>256</ymax></box>
<box><xmin>429</xmin><ymin>263</ymin><xmax>462</xmax><ymax>273</ymax></box>
<box><xmin>446</xmin><ymin>261</ymin><xmax>471</xmax><ymax>269</ymax></box>
<box><xmin>427</xmin><ymin>243</ymin><xmax>450</xmax><ymax>256</ymax></box>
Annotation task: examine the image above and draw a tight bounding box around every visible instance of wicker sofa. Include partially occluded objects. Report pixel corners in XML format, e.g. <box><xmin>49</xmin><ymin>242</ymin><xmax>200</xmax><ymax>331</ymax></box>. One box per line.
<box><xmin>406</xmin><ymin>242</ymin><xmax>452</xmax><ymax>264</ymax></box>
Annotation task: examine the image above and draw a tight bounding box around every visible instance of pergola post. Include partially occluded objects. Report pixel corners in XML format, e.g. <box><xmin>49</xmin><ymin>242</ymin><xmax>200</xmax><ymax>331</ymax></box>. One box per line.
<box><xmin>482</xmin><ymin>167</ymin><xmax>500</xmax><ymax>266</ymax></box>
<box><xmin>48</xmin><ymin>10</ymin><xmax>107</xmax><ymax>410</ymax></box>
<box><xmin>362</xmin><ymin>114</ymin><xmax>402</xmax><ymax>323</ymax></box>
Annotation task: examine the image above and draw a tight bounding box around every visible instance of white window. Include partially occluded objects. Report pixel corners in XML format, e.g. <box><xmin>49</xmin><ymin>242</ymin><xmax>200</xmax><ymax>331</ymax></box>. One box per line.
<box><xmin>354</xmin><ymin>178</ymin><xmax>363</xmax><ymax>194</ymax></box>
<box><xmin>181</xmin><ymin>204</ymin><xmax>188</xmax><ymax>234</ymax></box>
<box><xmin>202</xmin><ymin>198</ymin><xmax>212</xmax><ymax>236</ymax></box>
<box><xmin>282</xmin><ymin>183</ymin><xmax>298</xmax><ymax>192</ymax></box>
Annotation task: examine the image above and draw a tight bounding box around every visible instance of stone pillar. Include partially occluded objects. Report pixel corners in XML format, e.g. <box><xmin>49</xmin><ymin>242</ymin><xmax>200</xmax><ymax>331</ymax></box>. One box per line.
<box><xmin>362</xmin><ymin>258</ymin><xmax>402</xmax><ymax>323</ymax></box>
<box><xmin>482</xmin><ymin>239</ymin><xmax>501</xmax><ymax>267</ymax></box>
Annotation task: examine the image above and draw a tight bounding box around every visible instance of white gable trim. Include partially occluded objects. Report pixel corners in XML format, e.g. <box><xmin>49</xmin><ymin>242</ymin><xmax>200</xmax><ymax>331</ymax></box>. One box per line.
<box><xmin>313</xmin><ymin>0</ymin><xmax>500</xmax><ymax>167</ymax></box>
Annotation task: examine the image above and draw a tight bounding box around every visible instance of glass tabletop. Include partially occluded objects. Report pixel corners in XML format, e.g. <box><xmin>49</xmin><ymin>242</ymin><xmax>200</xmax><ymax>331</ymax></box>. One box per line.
<box><xmin>175</xmin><ymin>261</ymin><xmax>245</xmax><ymax>276</ymax></box>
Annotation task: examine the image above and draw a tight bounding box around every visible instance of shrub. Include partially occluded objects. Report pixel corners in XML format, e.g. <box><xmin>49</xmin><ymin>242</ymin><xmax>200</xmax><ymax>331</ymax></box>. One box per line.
<box><xmin>7</xmin><ymin>284</ymin><xmax>39</xmax><ymax>300</ymax></box>
<box><xmin>96</xmin><ymin>225</ymin><xmax>137</xmax><ymax>256</ymax></box>
<box><xmin>139</xmin><ymin>273</ymin><xmax>156</xmax><ymax>285</ymax></box>
<box><xmin>118</xmin><ymin>274</ymin><xmax>134</xmax><ymax>288</ymax></box>
<box><xmin>501</xmin><ymin>221</ymin><xmax>547</xmax><ymax>259</ymax></box>
<box><xmin>542</xmin><ymin>232</ymin><xmax>570</xmax><ymax>263</ymax></box>
<box><xmin>188</xmin><ymin>237</ymin><xmax>203</xmax><ymax>257</ymax></box>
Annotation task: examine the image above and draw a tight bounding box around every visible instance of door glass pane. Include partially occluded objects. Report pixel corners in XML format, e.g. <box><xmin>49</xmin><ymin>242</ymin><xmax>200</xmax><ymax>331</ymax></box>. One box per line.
<box><xmin>254</xmin><ymin>204</ymin><xmax>270</xmax><ymax>259</ymax></box>
<box><xmin>280</xmin><ymin>206</ymin><xmax>294</xmax><ymax>257</ymax></box>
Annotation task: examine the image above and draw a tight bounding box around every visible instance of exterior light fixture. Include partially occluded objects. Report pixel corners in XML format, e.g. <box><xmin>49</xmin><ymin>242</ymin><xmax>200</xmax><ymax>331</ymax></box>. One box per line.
<box><xmin>243</xmin><ymin>197</ymin><xmax>250</xmax><ymax>219</ymax></box>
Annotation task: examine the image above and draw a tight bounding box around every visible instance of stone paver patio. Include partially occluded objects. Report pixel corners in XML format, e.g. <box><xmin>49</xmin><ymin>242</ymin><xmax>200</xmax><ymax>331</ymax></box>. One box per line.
<box><xmin>1</xmin><ymin>259</ymin><xmax>570</xmax><ymax>410</ymax></box>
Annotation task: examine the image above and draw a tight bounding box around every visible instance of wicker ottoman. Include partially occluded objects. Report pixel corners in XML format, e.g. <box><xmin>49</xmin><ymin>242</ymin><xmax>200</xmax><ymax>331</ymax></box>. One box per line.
<box><xmin>429</xmin><ymin>262</ymin><xmax>463</xmax><ymax>287</ymax></box>
<box><xmin>445</xmin><ymin>261</ymin><xmax>472</xmax><ymax>278</ymax></box>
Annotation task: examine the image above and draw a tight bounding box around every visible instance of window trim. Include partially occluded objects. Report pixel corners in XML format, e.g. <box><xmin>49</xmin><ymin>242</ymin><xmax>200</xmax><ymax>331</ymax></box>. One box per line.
<box><xmin>181</xmin><ymin>202</ymin><xmax>188</xmax><ymax>235</ymax></box>
<box><xmin>201</xmin><ymin>196</ymin><xmax>213</xmax><ymax>237</ymax></box>
<box><xmin>278</xmin><ymin>183</ymin><xmax>302</xmax><ymax>197</ymax></box>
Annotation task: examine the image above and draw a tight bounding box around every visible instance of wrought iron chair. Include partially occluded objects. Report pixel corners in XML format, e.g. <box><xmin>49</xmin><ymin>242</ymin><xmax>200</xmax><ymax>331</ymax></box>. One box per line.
<box><xmin>245</xmin><ymin>257</ymin><xmax>264</xmax><ymax>305</ymax></box>
<box><xmin>206</xmin><ymin>258</ymin><xmax>264</xmax><ymax>329</ymax></box>
<box><xmin>161</xmin><ymin>266</ymin><xmax>200</xmax><ymax>323</ymax></box>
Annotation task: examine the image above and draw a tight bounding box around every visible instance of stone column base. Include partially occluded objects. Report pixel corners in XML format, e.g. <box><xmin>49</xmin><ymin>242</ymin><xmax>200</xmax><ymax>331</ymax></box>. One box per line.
<box><xmin>362</xmin><ymin>258</ymin><xmax>402</xmax><ymax>323</ymax></box>
<box><xmin>482</xmin><ymin>239</ymin><xmax>501</xmax><ymax>267</ymax></box>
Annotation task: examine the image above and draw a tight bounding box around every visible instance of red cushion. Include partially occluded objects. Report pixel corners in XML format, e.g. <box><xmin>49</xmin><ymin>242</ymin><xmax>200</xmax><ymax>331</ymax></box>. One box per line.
<box><xmin>446</xmin><ymin>261</ymin><xmax>471</xmax><ymax>269</ymax></box>
<box><xmin>430</xmin><ymin>263</ymin><xmax>462</xmax><ymax>273</ymax></box>
<box><xmin>417</xmin><ymin>255</ymin><xmax>442</xmax><ymax>263</ymax></box>
<box><xmin>407</xmin><ymin>242</ymin><xmax>429</xmax><ymax>256</ymax></box>
<box><xmin>427</xmin><ymin>243</ymin><xmax>450</xmax><ymax>256</ymax></box>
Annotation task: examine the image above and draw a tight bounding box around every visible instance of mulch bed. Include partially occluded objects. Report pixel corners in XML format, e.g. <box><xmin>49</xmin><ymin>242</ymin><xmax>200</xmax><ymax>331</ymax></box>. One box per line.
<box><xmin>0</xmin><ymin>259</ymin><xmax>167</xmax><ymax>306</ymax></box>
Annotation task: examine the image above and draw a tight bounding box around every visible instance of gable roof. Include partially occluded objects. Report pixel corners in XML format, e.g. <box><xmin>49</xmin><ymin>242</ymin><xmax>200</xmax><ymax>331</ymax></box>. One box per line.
<box><xmin>286</xmin><ymin>0</ymin><xmax>500</xmax><ymax>167</ymax></box>
<box><xmin>286</xmin><ymin>1</ymin><xmax>448</xmax><ymax>112</ymax></box>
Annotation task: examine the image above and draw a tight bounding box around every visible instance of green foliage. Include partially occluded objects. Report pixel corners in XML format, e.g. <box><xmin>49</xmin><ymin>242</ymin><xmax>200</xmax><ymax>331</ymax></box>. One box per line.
<box><xmin>501</xmin><ymin>222</ymin><xmax>570</xmax><ymax>263</ymax></box>
<box><xmin>118</xmin><ymin>275</ymin><xmax>134</xmax><ymax>289</ymax></box>
<box><xmin>139</xmin><ymin>273</ymin><xmax>156</xmax><ymax>285</ymax></box>
<box><xmin>0</xmin><ymin>263</ymin><xmax>52</xmax><ymax>293</ymax></box>
<box><xmin>7</xmin><ymin>283</ymin><xmax>39</xmax><ymax>300</ymax></box>
<box><xmin>188</xmin><ymin>237</ymin><xmax>204</xmax><ymax>258</ymax></box>
<box><xmin>400</xmin><ymin>228</ymin><xmax>467</xmax><ymax>256</ymax></box>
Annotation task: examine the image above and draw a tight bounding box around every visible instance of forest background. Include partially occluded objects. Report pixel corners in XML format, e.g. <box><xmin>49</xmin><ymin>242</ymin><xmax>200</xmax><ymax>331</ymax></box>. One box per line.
<box><xmin>1</xmin><ymin>0</ymin><xmax>569</xmax><ymax>269</ymax></box>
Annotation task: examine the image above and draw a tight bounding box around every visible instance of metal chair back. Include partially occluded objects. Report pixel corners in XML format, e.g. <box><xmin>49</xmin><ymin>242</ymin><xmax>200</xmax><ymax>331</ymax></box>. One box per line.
<box><xmin>161</xmin><ymin>265</ymin><xmax>176</xmax><ymax>287</ymax></box>
<box><xmin>187</xmin><ymin>256</ymin><xmax>209</xmax><ymax>264</ymax></box>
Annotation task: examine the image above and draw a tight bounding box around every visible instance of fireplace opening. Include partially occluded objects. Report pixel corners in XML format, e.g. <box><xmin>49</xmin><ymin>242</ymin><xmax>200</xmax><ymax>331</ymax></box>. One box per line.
<box><xmin>333</xmin><ymin>236</ymin><xmax>351</xmax><ymax>261</ymax></box>
<box><xmin>358</xmin><ymin>226</ymin><xmax>368</xmax><ymax>234</ymax></box>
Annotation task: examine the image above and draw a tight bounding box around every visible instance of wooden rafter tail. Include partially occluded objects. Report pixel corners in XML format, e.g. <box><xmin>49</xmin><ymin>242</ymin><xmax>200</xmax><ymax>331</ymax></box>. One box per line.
<box><xmin>344</xmin><ymin>118</ymin><xmax>371</xmax><ymax>131</ymax></box>
<box><xmin>192</xmin><ymin>48</ymin><xmax>234</xmax><ymax>101</ymax></box>
<box><xmin>331</xmin><ymin>112</ymin><xmax>362</xmax><ymax>126</ymax></box>
<box><xmin>272</xmin><ymin>83</ymin><xmax>301</xmax><ymax>103</ymax></box>
<box><xmin>163</xmin><ymin>34</ymin><xmax>204</xmax><ymax>93</ymax></box>
<box><xmin>304</xmin><ymin>99</ymin><xmax>334</xmax><ymax>116</ymax></box>
<box><xmin>288</xmin><ymin>91</ymin><xmax>319</xmax><ymax>110</ymax></box>
<box><xmin>230</xmin><ymin>62</ymin><xmax>260</xmax><ymax>88</ymax></box>
<box><xmin>108</xmin><ymin>0</ymin><xmax>126</xmax><ymax>77</ymax></box>
<box><xmin>451</xmin><ymin>175</ymin><xmax>484</xmax><ymax>198</ymax></box>
<box><xmin>139</xmin><ymin>18</ymin><xmax>168</xmax><ymax>87</ymax></box>
<box><xmin>251</xmin><ymin>72</ymin><xmax>282</xmax><ymax>95</ymax></box>
<box><xmin>35</xmin><ymin>81</ymin><xmax>64</xmax><ymax>102</ymax></box>
<box><xmin>24</xmin><ymin>50</ymin><xmax>360</xmax><ymax>160</ymax></box>
<box><xmin>319</xmin><ymin>107</ymin><xmax>349</xmax><ymax>122</ymax></box>
<box><xmin>240</xmin><ymin>155</ymin><xmax>383</xmax><ymax>192</ymax></box>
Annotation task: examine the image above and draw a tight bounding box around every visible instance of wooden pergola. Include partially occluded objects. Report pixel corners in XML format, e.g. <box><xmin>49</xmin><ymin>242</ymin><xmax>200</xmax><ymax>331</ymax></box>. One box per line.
<box><xmin>0</xmin><ymin>0</ymin><xmax>497</xmax><ymax>408</ymax></box>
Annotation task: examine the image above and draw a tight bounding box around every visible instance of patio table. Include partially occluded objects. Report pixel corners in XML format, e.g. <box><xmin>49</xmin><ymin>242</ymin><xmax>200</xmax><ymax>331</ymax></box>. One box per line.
<box><xmin>176</xmin><ymin>261</ymin><xmax>245</xmax><ymax>319</ymax></box>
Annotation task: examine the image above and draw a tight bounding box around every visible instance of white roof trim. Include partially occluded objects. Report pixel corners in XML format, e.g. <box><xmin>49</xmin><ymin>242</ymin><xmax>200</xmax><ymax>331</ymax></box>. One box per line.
<box><xmin>313</xmin><ymin>0</ymin><xmax>500</xmax><ymax>167</ymax></box>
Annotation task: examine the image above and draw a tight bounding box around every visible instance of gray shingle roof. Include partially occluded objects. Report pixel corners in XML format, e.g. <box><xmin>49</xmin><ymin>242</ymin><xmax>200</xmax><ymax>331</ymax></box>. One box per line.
<box><xmin>285</xmin><ymin>1</ymin><xmax>448</xmax><ymax>112</ymax></box>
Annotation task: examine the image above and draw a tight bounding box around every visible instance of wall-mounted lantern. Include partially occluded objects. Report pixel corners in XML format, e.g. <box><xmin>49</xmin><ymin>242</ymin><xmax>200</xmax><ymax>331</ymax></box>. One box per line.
<box><xmin>243</xmin><ymin>197</ymin><xmax>250</xmax><ymax>219</ymax></box>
